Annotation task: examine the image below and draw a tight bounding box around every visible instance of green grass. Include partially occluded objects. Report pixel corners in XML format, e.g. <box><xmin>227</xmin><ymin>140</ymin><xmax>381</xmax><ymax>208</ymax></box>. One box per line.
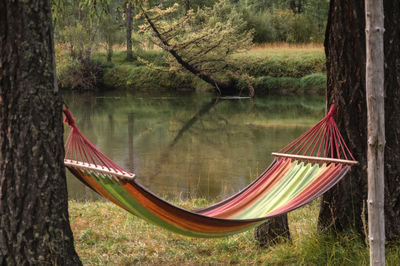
<box><xmin>69</xmin><ymin>198</ymin><xmax>400</xmax><ymax>265</ymax></box>
<box><xmin>235</xmin><ymin>46</ymin><xmax>326</xmax><ymax>78</ymax></box>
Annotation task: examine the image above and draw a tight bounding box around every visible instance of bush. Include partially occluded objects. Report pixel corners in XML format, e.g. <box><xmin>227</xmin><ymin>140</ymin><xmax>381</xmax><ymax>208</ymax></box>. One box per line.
<box><xmin>103</xmin><ymin>65</ymin><xmax>194</xmax><ymax>90</ymax></box>
<box><xmin>57</xmin><ymin>58</ymin><xmax>104</xmax><ymax>90</ymax></box>
<box><xmin>300</xmin><ymin>73</ymin><xmax>326</xmax><ymax>93</ymax></box>
<box><xmin>240</xmin><ymin>8</ymin><xmax>276</xmax><ymax>43</ymax></box>
<box><xmin>254</xmin><ymin>73</ymin><xmax>326</xmax><ymax>95</ymax></box>
<box><xmin>242</xmin><ymin>8</ymin><xmax>325</xmax><ymax>44</ymax></box>
<box><xmin>241</xmin><ymin>56</ymin><xmax>326</xmax><ymax>78</ymax></box>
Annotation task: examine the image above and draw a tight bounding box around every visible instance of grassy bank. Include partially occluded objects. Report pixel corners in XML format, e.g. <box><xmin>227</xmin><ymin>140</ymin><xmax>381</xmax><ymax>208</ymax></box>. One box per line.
<box><xmin>69</xmin><ymin>198</ymin><xmax>399</xmax><ymax>265</ymax></box>
<box><xmin>58</xmin><ymin>45</ymin><xmax>327</xmax><ymax>95</ymax></box>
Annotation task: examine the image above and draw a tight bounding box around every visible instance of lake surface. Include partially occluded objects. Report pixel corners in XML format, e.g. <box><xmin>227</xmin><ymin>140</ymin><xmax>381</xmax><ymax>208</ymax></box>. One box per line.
<box><xmin>63</xmin><ymin>91</ymin><xmax>325</xmax><ymax>202</ymax></box>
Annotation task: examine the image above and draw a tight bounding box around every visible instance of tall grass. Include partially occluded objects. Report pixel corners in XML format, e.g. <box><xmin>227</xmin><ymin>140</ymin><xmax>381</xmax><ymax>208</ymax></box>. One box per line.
<box><xmin>69</xmin><ymin>198</ymin><xmax>399</xmax><ymax>265</ymax></box>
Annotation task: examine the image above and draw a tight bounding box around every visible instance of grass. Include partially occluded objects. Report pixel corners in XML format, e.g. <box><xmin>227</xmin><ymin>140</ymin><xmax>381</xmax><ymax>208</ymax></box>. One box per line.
<box><xmin>69</xmin><ymin>198</ymin><xmax>400</xmax><ymax>265</ymax></box>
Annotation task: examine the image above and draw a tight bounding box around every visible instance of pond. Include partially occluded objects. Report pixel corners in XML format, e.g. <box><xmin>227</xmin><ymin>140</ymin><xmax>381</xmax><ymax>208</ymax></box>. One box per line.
<box><xmin>63</xmin><ymin>91</ymin><xmax>325</xmax><ymax>202</ymax></box>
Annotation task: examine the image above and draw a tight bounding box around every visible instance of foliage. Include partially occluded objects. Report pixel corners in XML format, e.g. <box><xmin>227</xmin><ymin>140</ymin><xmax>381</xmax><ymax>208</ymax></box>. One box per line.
<box><xmin>103</xmin><ymin>64</ymin><xmax>195</xmax><ymax>90</ymax></box>
<box><xmin>138</xmin><ymin>0</ymin><xmax>254</xmax><ymax>94</ymax></box>
<box><xmin>240</xmin><ymin>6</ymin><xmax>276</xmax><ymax>43</ymax></box>
<box><xmin>236</xmin><ymin>0</ymin><xmax>329</xmax><ymax>43</ymax></box>
<box><xmin>253</xmin><ymin>73</ymin><xmax>326</xmax><ymax>94</ymax></box>
<box><xmin>57</xmin><ymin>52</ymin><xmax>104</xmax><ymax>90</ymax></box>
<box><xmin>87</xmin><ymin>45</ymin><xmax>325</xmax><ymax>94</ymax></box>
<box><xmin>98</xmin><ymin>4</ymin><xmax>125</xmax><ymax>62</ymax></box>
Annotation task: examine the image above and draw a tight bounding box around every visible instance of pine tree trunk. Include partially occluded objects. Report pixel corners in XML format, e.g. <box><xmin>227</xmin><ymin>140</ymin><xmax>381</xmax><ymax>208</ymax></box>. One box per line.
<box><xmin>382</xmin><ymin>0</ymin><xmax>400</xmax><ymax>242</ymax></box>
<box><xmin>254</xmin><ymin>215</ymin><xmax>290</xmax><ymax>248</ymax></box>
<box><xmin>126</xmin><ymin>2</ymin><xmax>134</xmax><ymax>62</ymax></box>
<box><xmin>318</xmin><ymin>0</ymin><xmax>368</xmax><ymax>234</ymax></box>
<box><xmin>318</xmin><ymin>0</ymin><xmax>400</xmax><ymax>242</ymax></box>
<box><xmin>0</xmin><ymin>0</ymin><xmax>81</xmax><ymax>264</ymax></box>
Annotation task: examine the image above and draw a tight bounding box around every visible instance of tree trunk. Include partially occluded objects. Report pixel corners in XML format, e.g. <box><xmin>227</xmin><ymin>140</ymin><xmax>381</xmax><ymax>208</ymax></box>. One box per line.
<box><xmin>318</xmin><ymin>0</ymin><xmax>368</xmax><ymax>235</ymax></box>
<box><xmin>382</xmin><ymin>0</ymin><xmax>400</xmax><ymax>243</ymax></box>
<box><xmin>0</xmin><ymin>0</ymin><xmax>81</xmax><ymax>264</ymax></box>
<box><xmin>365</xmin><ymin>0</ymin><xmax>385</xmax><ymax>264</ymax></box>
<box><xmin>107</xmin><ymin>43</ymin><xmax>113</xmax><ymax>62</ymax></box>
<box><xmin>126</xmin><ymin>2</ymin><xmax>134</xmax><ymax>62</ymax></box>
<box><xmin>254</xmin><ymin>215</ymin><xmax>290</xmax><ymax>248</ymax></box>
<box><xmin>318</xmin><ymin>0</ymin><xmax>400</xmax><ymax>242</ymax></box>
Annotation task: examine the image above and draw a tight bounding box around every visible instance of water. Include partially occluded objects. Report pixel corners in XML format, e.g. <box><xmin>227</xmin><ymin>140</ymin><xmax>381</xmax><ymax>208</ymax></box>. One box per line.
<box><xmin>63</xmin><ymin>91</ymin><xmax>325</xmax><ymax>202</ymax></box>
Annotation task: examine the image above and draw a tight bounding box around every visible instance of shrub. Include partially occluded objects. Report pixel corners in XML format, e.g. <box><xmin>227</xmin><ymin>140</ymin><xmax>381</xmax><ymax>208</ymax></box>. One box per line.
<box><xmin>240</xmin><ymin>8</ymin><xmax>276</xmax><ymax>43</ymax></box>
<box><xmin>103</xmin><ymin>65</ymin><xmax>194</xmax><ymax>90</ymax></box>
<box><xmin>253</xmin><ymin>73</ymin><xmax>326</xmax><ymax>95</ymax></box>
<box><xmin>300</xmin><ymin>73</ymin><xmax>326</xmax><ymax>93</ymax></box>
<box><xmin>57</xmin><ymin>58</ymin><xmax>104</xmax><ymax>90</ymax></box>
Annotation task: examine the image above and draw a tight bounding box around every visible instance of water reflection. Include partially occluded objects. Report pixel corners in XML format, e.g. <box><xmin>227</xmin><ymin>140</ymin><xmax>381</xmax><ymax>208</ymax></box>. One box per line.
<box><xmin>63</xmin><ymin>91</ymin><xmax>325</xmax><ymax>202</ymax></box>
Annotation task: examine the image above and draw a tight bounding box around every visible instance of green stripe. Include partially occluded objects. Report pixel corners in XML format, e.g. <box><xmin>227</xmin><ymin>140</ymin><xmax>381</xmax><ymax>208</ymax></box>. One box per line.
<box><xmin>233</xmin><ymin>162</ymin><xmax>322</xmax><ymax>219</ymax></box>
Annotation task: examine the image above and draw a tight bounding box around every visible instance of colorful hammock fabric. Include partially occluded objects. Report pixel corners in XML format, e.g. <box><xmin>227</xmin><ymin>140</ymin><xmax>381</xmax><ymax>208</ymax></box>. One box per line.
<box><xmin>63</xmin><ymin>105</ymin><xmax>358</xmax><ymax>238</ymax></box>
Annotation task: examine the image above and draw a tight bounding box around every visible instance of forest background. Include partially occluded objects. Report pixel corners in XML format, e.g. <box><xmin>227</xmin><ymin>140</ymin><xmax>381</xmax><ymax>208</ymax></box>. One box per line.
<box><xmin>55</xmin><ymin>0</ymin><xmax>329</xmax><ymax>95</ymax></box>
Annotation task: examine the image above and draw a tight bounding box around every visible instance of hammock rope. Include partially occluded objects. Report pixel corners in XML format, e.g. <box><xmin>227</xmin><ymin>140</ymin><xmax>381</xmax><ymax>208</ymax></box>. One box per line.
<box><xmin>63</xmin><ymin>105</ymin><xmax>358</xmax><ymax>238</ymax></box>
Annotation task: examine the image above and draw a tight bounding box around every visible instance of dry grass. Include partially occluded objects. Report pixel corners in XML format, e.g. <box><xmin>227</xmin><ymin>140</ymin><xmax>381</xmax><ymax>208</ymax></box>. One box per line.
<box><xmin>253</xmin><ymin>42</ymin><xmax>324</xmax><ymax>50</ymax></box>
<box><xmin>239</xmin><ymin>43</ymin><xmax>325</xmax><ymax>61</ymax></box>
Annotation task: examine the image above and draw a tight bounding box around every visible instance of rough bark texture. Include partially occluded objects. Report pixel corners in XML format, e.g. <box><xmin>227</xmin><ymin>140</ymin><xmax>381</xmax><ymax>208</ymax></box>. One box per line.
<box><xmin>0</xmin><ymin>0</ymin><xmax>81</xmax><ymax>264</ymax></box>
<box><xmin>318</xmin><ymin>0</ymin><xmax>400</xmax><ymax>242</ymax></box>
<box><xmin>126</xmin><ymin>2</ymin><xmax>134</xmax><ymax>62</ymax></box>
<box><xmin>254</xmin><ymin>215</ymin><xmax>290</xmax><ymax>248</ymax></box>
<box><xmin>318</xmin><ymin>0</ymin><xmax>368</xmax><ymax>234</ymax></box>
<box><xmin>382</xmin><ymin>0</ymin><xmax>400</xmax><ymax>242</ymax></box>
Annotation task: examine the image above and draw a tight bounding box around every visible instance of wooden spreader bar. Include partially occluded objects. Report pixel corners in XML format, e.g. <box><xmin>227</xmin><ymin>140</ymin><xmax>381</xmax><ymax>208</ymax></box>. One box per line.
<box><xmin>272</xmin><ymin>152</ymin><xmax>359</xmax><ymax>166</ymax></box>
<box><xmin>64</xmin><ymin>159</ymin><xmax>136</xmax><ymax>181</ymax></box>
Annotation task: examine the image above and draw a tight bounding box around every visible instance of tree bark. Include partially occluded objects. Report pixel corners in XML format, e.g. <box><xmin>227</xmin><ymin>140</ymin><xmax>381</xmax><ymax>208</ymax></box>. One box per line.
<box><xmin>318</xmin><ymin>0</ymin><xmax>368</xmax><ymax>234</ymax></box>
<box><xmin>126</xmin><ymin>2</ymin><xmax>134</xmax><ymax>62</ymax></box>
<box><xmin>365</xmin><ymin>0</ymin><xmax>385</xmax><ymax>264</ymax></box>
<box><xmin>254</xmin><ymin>215</ymin><xmax>290</xmax><ymax>248</ymax></box>
<box><xmin>107</xmin><ymin>43</ymin><xmax>113</xmax><ymax>62</ymax></box>
<box><xmin>319</xmin><ymin>0</ymin><xmax>400</xmax><ymax>242</ymax></box>
<box><xmin>382</xmin><ymin>0</ymin><xmax>400</xmax><ymax>243</ymax></box>
<box><xmin>0</xmin><ymin>0</ymin><xmax>81</xmax><ymax>264</ymax></box>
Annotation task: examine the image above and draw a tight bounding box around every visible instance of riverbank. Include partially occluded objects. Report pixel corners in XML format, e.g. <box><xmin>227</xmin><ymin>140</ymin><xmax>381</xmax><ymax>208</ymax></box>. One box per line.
<box><xmin>57</xmin><ymin>45</ymin><xmax>327</xmax><ymax>95</ymax></box>
<box><xmin>69</xmin><ymin>199</ymin><xmax>399</xmax><ymax>265</ymax></box>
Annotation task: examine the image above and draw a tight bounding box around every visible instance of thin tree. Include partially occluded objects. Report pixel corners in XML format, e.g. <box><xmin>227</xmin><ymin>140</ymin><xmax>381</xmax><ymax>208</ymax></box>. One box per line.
<box><xmin>125</xmin><ymin>1</ymin><xmax>134</xmax><ymax>61</ymax></box>
<box><xmin>365</xmin><ymin>0</ymin><xmax>385</xmax><ymax>264</ymax></box>
<box><xmin>0</xmin><ymin>0</ymin><xmax>81</xmax><ymax>264</ymax></box>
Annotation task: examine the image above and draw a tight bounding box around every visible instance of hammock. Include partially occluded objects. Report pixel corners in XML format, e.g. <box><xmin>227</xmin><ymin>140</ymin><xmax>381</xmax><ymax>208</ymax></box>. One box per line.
<box><xmin>63</xmin><ymin>105</ymin><xmax>357</xmax><ymax>238</ymax></box>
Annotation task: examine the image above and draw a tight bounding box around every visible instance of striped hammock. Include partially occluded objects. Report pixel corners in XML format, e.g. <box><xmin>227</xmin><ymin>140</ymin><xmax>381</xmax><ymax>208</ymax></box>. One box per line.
<box><xmin>63</xmin><ymin>105</ymin><xmax>357</xmax><ymax>238</ymax></box>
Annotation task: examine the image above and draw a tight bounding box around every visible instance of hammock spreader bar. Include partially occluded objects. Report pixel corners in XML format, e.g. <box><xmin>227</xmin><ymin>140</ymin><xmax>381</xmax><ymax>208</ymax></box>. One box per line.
<box><xmin>63</xmin><ymin>105</ymin><xmax>358</xmax><ymax>238</ymax></box>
